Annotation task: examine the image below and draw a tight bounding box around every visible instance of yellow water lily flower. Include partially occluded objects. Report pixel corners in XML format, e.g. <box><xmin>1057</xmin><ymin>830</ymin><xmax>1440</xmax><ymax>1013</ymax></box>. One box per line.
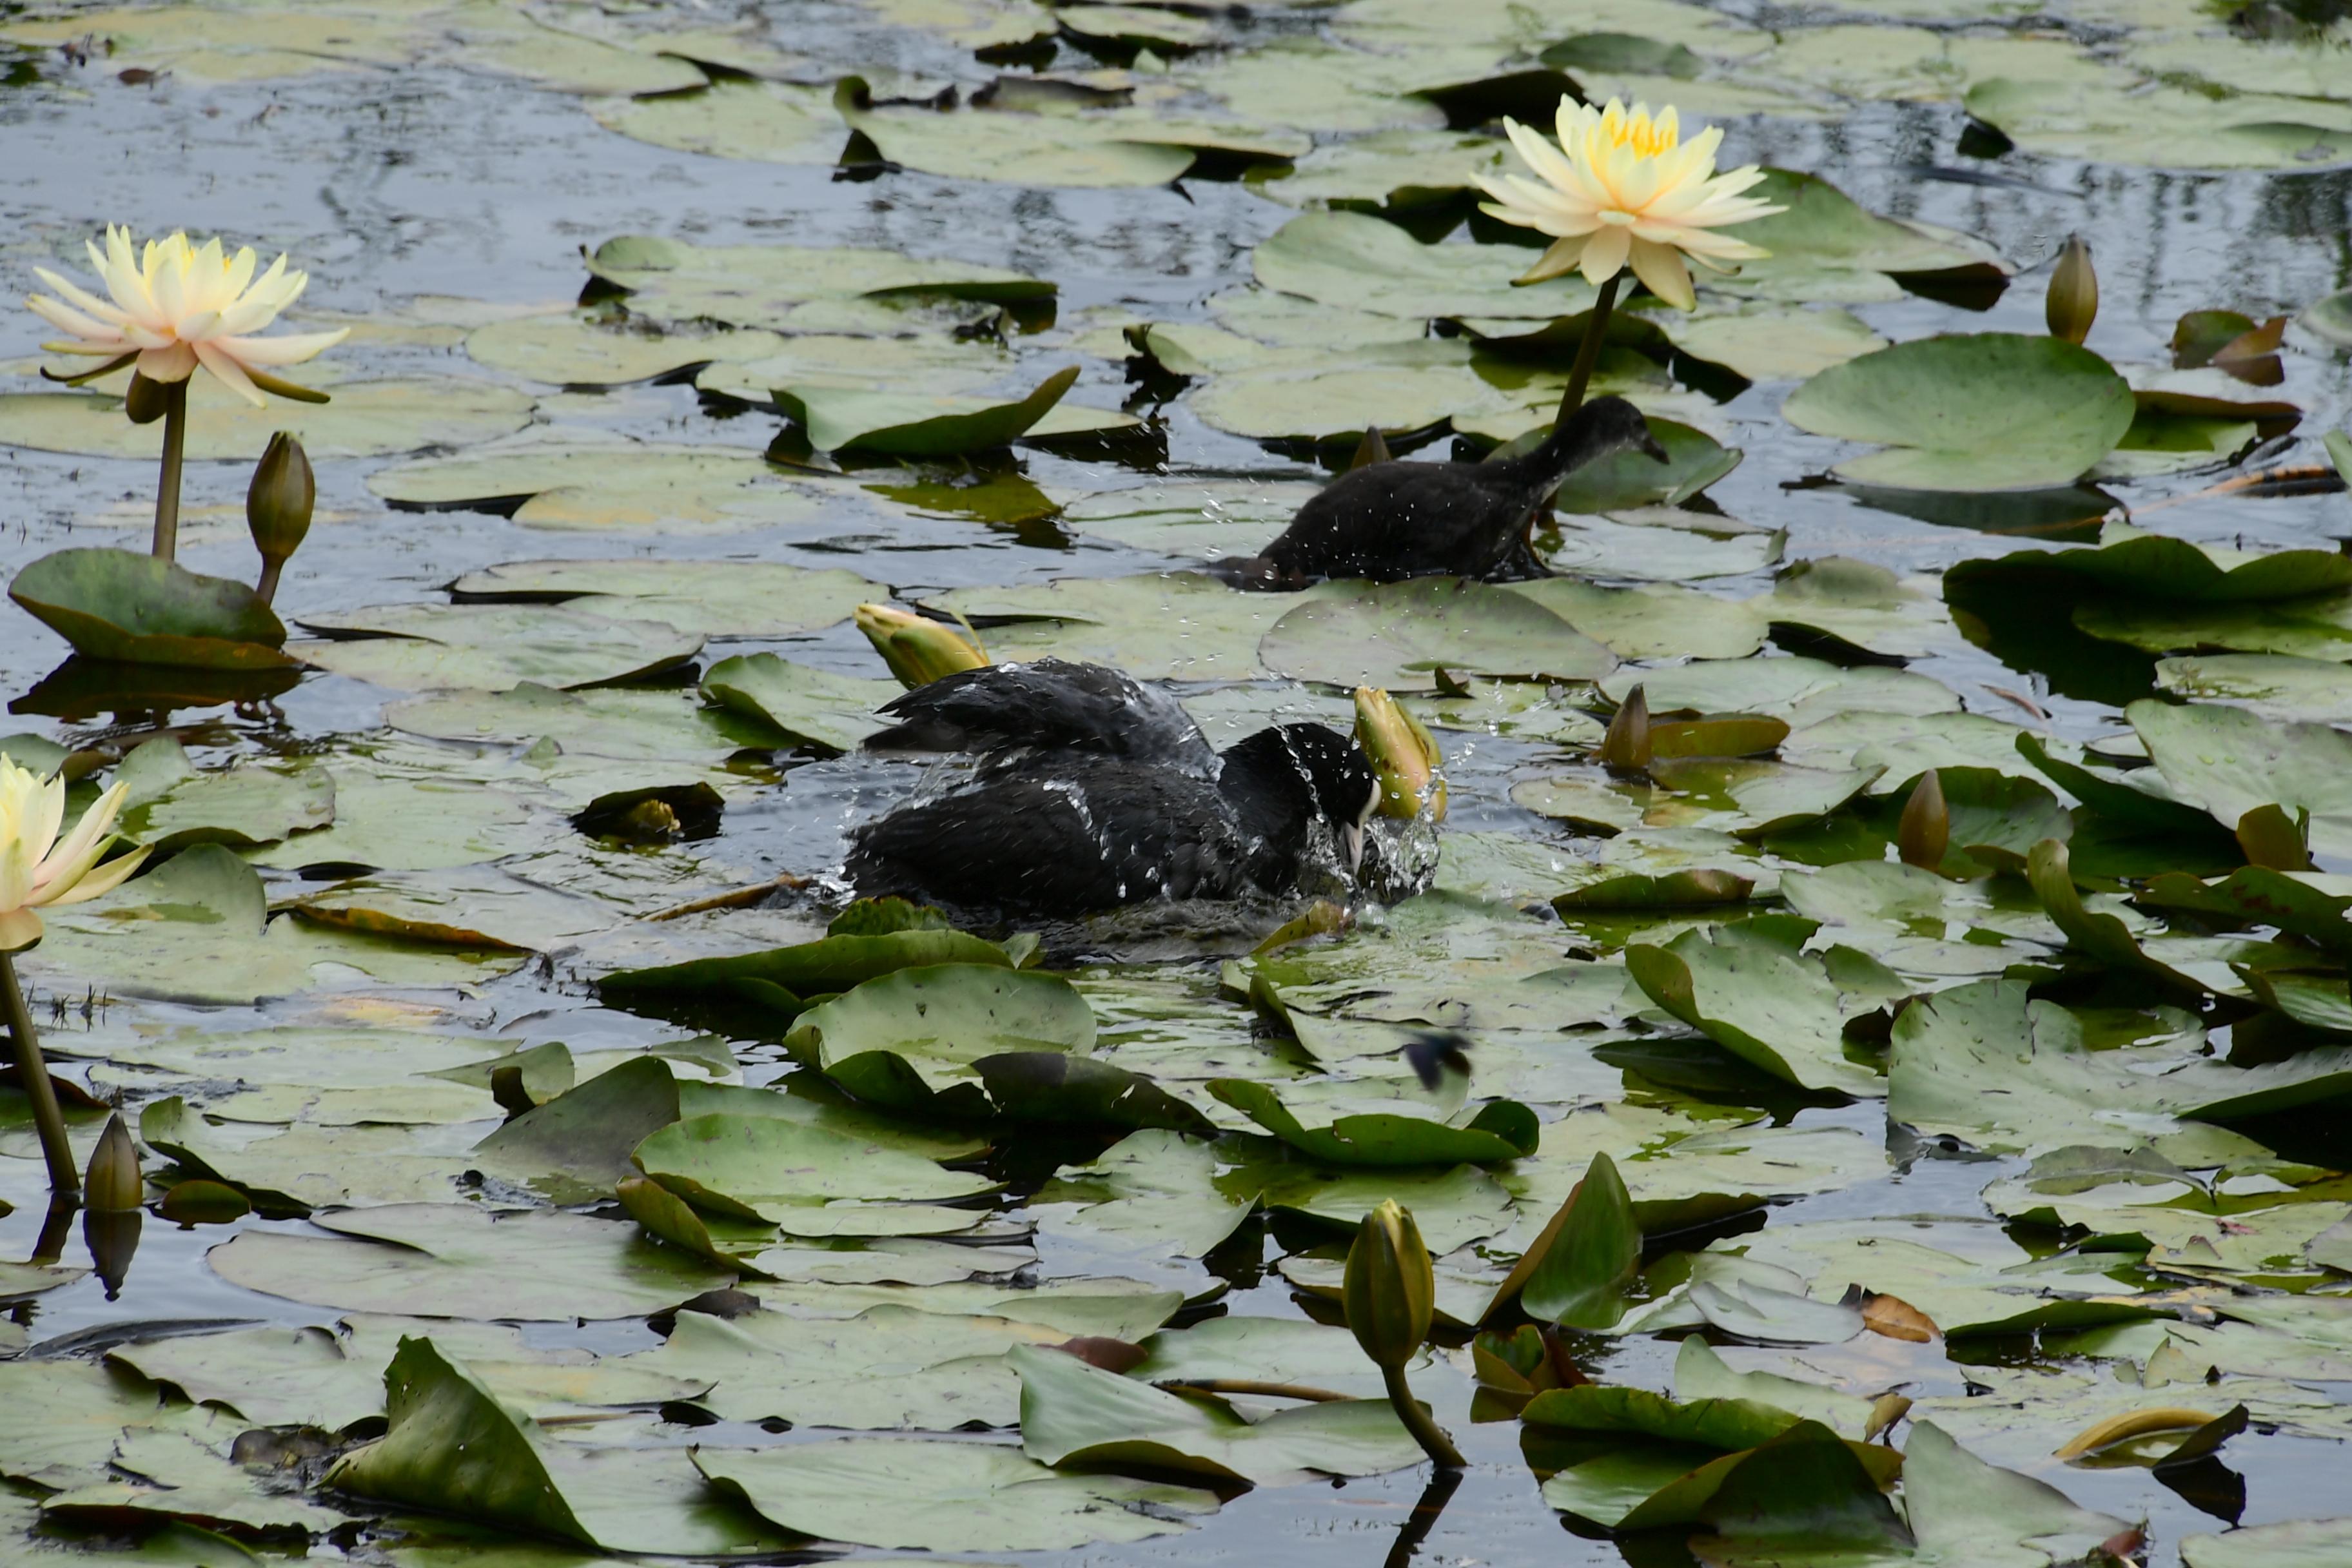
<box><xmin>26</xmin><ymin>226</ymin><xmax>348</xmax><ymax>406</ymax></box>
<box><xmin>1473</xmin><ymin>98</ymin><xmax>1783</xmax><ymax>310</ymax></box>
<box><xmin>0</xmin><ymin>758</ymin><xmax>149</xmax><ymax>952</ymax></box>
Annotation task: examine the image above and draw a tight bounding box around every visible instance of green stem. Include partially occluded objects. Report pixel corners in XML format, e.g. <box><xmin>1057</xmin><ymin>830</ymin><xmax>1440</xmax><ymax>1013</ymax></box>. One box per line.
<box><xmin>1559</xmin><ymin>273</ymin><xmax>1622</xmax><ymax>420</ymax></box>
<box><xmin>1381</xmin><ymin>1363</ymin><xmax>1465</xmax><ymax>1469</ymax></box>
<box><xmin>1383</xmin><ymin>1463</ymin><xmax>1464</xmax><ymax>1568</ymax></box>
<box><xmin>152</xmin><ymin>378</ymin><xmax>188</xmax><ymax>562</ymax></box>
<box><xmin>255</xmin><ymin>558</ymin><xmax>284</xmax><ymax>607</ymax></box>
<box><xmin>2</xmin><ymin>952</ymin><xmax>79</xmax><ymax>1199</ymax></box>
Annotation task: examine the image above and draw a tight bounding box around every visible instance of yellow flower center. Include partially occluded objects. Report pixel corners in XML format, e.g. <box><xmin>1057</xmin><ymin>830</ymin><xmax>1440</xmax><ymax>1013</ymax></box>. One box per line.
<box><xmin>1597</xmin><ymin>102</ymin><xmax>1680</xmax><ymax>159</ymax></box>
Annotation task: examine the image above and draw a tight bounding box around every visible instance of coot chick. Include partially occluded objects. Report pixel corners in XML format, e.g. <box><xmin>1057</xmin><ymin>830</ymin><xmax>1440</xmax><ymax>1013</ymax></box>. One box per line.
<box><xmin>846</xmin><ymin>720</ymin><xmax>1379</xmax><ymax>916</ymax></box>
<box><xmin>863</xmin><ymin>658</ymin><xmax>1216</xmax><ymax>776</ymax></box>
<box><xmin>1236</xmin><ymin>394</ymin><xmax>1669</xmax><ymax>587</ymax></box>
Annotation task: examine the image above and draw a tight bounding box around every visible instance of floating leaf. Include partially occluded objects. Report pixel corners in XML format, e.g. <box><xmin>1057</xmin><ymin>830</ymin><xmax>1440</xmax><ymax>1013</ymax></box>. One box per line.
<box><xmin>1259</xmin><ymin>578</ymin><xmax>1614</xmax><ymax>691</ymax></box>
<box><xmin>786</xmin><ymin>963</ymin><xmax>1097</xmax><ymax>1118</ymax></box>
<box><xmin>10</xmin><ymin>549</ymin><xmax>293</xmax><ymax>671</ymax></box>
<box><xmin>1626</xmin><ymin>921</ymin><xmax>1886</xmax><ymax>1097</ymax></box>
<box><xmin>698</xmin><ymin>652</ymin><xmax>903</xmax><ymax>754</ymax></box>
<box><xmin>450</xmin><ymin>559</ymin><xmax>885</xmax><ymax>639</ymax></box>
<box><xmin>1783</xmin><ymin>333</ymin><xmax>2135</xmax><ymax>491</ymax></box>
<box><xmin>632</xmin><ymin>1112</ymin><xmax>999</xmax><ymax>1224</ymax></box>
<box><xmin>292</xmin><ymin>603</ymin><xmax>702</xmax><ymax>692</ymax></box>
<box><xmin>1209</xmin><ymin>1077</ymin><xmax>1538</xmax><ymax>1166</ymax></box>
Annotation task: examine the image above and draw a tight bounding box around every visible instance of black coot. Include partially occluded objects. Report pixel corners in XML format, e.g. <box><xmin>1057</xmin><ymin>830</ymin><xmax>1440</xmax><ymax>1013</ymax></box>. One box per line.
<box><xmin>1237</xmin><ymin>394</ymin><xmax>1669</xmax><ymax>587</ymax></box>
<box><xmin>846</xmin><ymin>662</ymin><xmax>1379</xmax><ymax>916</ymax></box>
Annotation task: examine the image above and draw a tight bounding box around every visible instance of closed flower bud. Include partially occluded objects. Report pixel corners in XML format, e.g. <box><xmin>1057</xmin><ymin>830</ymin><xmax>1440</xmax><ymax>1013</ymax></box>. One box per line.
<box><xmin>2046</xmin><ymin>235</ymin><xmax>2097</xmax><ymax>346</ymax></box>
<box><xmin>1897</xmin><ymin>769</ymin><xmax>1949</xmax><ymax>870</ymax></box>
<box><xmin>1353</xmin><ymin>687</ymin><xmax>1446</xmax><ymax>821</ymax></box>
<box><xmin>1344</xmin><ymin>1199</ymin><xmax>1435</xmax><ymax>1372</ymax></box>
<box><xmin>84</xmin><ymin>1111</ymin><xmax>144</xmax><ymax>1212</ymax></box>
<box><xmin>1600</xmin><ymin>685</ymin><xmax>1651</xmax><ymax>775</ymax></box>
<box><xmin>854</xmin><ymin>603</ymin><xmax>987</xmax><ymax>689</ymax></box>
<box><xmin>247</xmin><ymin>431</ymin><xmax>315</xmax><ymax>571</ymax></box>
<box><xmin>124</xmin><ymin>371</ymin><xmax>172</xmax><ymax>426</ymax></box>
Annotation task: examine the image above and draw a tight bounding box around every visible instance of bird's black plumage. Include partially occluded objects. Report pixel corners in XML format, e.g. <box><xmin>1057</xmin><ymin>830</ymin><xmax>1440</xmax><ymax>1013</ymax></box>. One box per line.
<box><xmin>1239</xmin><ymin>395</ymin><xmax>1669</xmax><ymax>587</ymax></box>
<box><xmin>846</xmin><ymin>668</ymin><xmax>1379</xmax><ymax>916</ymax></box>
<box><xmin>863</xmin><ymin>658</ymin><xmax>1216</xmax><ymax>775</ymax></box>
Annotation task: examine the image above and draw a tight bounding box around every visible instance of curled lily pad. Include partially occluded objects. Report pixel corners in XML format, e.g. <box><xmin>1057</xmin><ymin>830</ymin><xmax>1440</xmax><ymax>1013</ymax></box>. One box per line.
<box><xmin>1946</xmin><ymin>524</ymin><xmax>2352</xmax><ymax>605</ymax></box>
<box><xmin>1209</xmin><ymin>1077</ymin><xmax>1539</xmax><ymax>1166</ymax></box>
<box><xmin>10</xmin><ymin>549</ymin><xmax>293</xmax><ymax>671</ymax></box>
<box><xmin>699</xmin><ymin>653</ymin><xmax>901</xmax><ymax>754</ymax></box>
<box><xmin>779</xmin><ymin>366</ymin><xmax>1109</xmax><ymax>455</ymax></box>
<box><xmin>631</xmin><ymin>1113</ymin><xmax>1001</xmax><ymax>1223</ymax></box>
<box><xmin>2129</xmin><ymin>699</ymin><xmax>2352</xmax><ymax>859</ymax></box>
<box><xmin>1626</xmin><ymin>921</ymin><xmax>1886</xmax><ymax>1097</ymax></box>
<box><xmin>1783</xmin><ymin>333</ymin><xmax>2135</xmax><ymax>491</ymax></box>
<box><xmin>601</xmin><ymin>925</ymin><xmax>1018</xmax><ymax>1006</ymax></box>
<box><xmin>785</xmin><ymin>963</ymin><xmax>1098</xmax><ymax>1118</ymax></box>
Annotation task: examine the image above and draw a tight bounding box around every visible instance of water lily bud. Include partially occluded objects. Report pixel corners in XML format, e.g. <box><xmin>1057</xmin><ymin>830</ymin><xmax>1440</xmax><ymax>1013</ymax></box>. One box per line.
<box><xmin>83</xmin><ymin>1208</ymin><xmax>141</xmax><ymax>1299</ymax></box>
<box><xmin>854</xmin><ymin>603</ymin><xmax>986</xmax><ymax>689</ymax></box>
<box><xmin>2046</xmin><ymin>235</ymin><xmax>2097</xmax><ymax>346</ymax></box>
<box><xmin>1897</xmin><ymin>769</ymin><xmax>1949</xmax><ymax>870</ymax></box>
<box><xmin>1600</xmin><ymin>685</ymin><xmax>1651</xmax><ymax>775</ymax></box>
<box><xmin>1344</xmin><ymin>1199</ymin><xmax>1435</xmax><ymax>1373</ymax></box>
<box><xmin>246</xmin><ymin>431</ymin><xmax>315</xmax><ymax>572</ymax></box>
<box><xmin>83</xmin><ymin>1111</ymin><xmax>143</xmax><ymax>1213</ymax></box>
<box><xmin>1353</xmin><ymin>686</ymin><xmax>1446</xmax><ymax>821</ymax></box>
<box><xmin>124</xmin><ymin>371</ymin><xmax>171</xmax><ymax>426</ymax></box>
<box><xmin>1349</xmin><ymin>425</ymin><xmax>1391</xmax><ymax>470</ymax></box>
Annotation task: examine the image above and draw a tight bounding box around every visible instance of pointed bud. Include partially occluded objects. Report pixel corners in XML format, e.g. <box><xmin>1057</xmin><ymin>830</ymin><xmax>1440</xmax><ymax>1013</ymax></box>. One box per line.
<box><xmin>854</xmin><ymin>603</ymin><xmax>987</xmax><ymax>689</ymax></box>
<box><xmin>1353</xmin><ymin>687</ymin><xmax>1446</xmax><ymax>821</ymax></box>
<box><xmin>2046</xmin><ymin>235</ymin><xmax>2097</xmax><ymax>346</ymax></box>
<box><xmin>246</xmin><ymin>431</ymin><xmax>315</xmax><ymax>577</ymax></box>
<box><xmin>83</xmin><ymin>1111</ymin><xmax>144</xmax><ymax>1213</ymax></box>
<box><xmin>1897</xmin><ymin>769</ymin><xmax>1949</xmax><ymax>870</ymax></box>
<box><xmin>1600</xmin><ymin>685</ymin><xmax>1651</xmax><ymax>775</ymax></box>
<box><xmin>1343</xmin><ymin>1199</ymin><xmax>1435</xmax><ymax>1372</ymax></box>
<box><xmin>124</xmin><ymin>371</ymin><xmax>172</xmax><ymax>426</ymax></box>
<box><xmin>1349</xmin><ymin>425</ymin><xmax>1391</xmax><ymax>470</ymax></box>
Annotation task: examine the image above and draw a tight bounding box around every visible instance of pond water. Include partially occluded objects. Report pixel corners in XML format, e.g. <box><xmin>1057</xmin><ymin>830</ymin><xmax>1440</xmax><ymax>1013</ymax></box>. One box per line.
<box><xmin>3</xmin><ymin>1</ymin><xmax>2351</xmax><ymax>1565</ymax></box>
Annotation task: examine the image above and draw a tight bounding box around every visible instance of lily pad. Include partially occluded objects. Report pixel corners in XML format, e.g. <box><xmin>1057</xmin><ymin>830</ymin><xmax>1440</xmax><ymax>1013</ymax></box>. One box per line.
<box><xmin>2129</xmin><ymin>699</ymin><xmax>2352</xmax><ymax>859</ymax></box>
<box><xmin>925</xmin><ymin>573</ymin><xmax>1303</xmax><ymax>681</ymax></box>
<box><xmin>368</xmin><ymin>436</ymin><xmax>844</xmax><ymax>533</ymax></box>
<box><xmin>580</xmin><ymin>233</ymin><xmax>1055</xmax><ymax>331</ymax></box>
<box><xmin>10</xmin><ymin>549</ymin><xmax>293</xmax><ymax>670</ymax></box>
<box><xmin>117</xmin><ymin>737</ymin><xmax>335</xmax><ymax>850</ymax></box>
<box><xmin>778</xmin><ymin>367</ymin><xmax>1112</xmax><ymax>455</ymax></box>
<box><xmin>464</xmin><ymin>313</ymin><xmax>787</xmax><ymax>387</ymax></box>
<box><xmin>1254</xmin><ymin>210</ymin><xmax>1596</xmax><ymax>320</ymax></box>
<box><xmin>692</xmin><ymin>1438</ymin><xmax>1215</xmax><ymax>1551</ymax></box>
<box><xmin>786</xmin><ymin>963</ymin><xmax>1098</xmax><ymax>1117</ymax></box>
<box><xmin>1626</xmin><ymin>921</ymin><xmax>1886</xmax><ymax>1096</ymax></box>
<box><xmin>451</xmin><ymin>559</ymin><xmax>885</xmax><ymax>640</ymax></box>
<box><xmin>0</xmin><ymin>368</ymin><xmax>533</xmax><ymax>460</ymax></box>
<box><xmin>293</xmin><ymin>603</ymin><xmax>703</xmax><ymax>692</ymax></box>
<box><xmin>1260</xmin><ymin>578</ymin><xmax>1615</xmax><ymax>691</ymax></box>
<box><xmin>1783</xmin><ymin>333</ymin><xmax>2135</xmax><ymax>491</ymax></box>
<box><xmin>631</xmin><ymin>1112</ymin><xmax>999</xmax><ymax>1223</ymax></box>
<box><xmin>1964</xmin><ymin>74</ymin><xmax>2352</xmax><ymax>170</ymax></box>
<box><xmin>699</xmin><ymin>653</ymin><xmax>902</xmax><ymax>753</ymax></box>
<box><xmin>1011</xmin><ymin>1343</ymin><xmax>1419</xmax><ymax>1484</ymax></box>
<box><xmin>1210</xmin><ymin>1077</ymin><xmax>1538</xmax><ymax>1166</ymax></box>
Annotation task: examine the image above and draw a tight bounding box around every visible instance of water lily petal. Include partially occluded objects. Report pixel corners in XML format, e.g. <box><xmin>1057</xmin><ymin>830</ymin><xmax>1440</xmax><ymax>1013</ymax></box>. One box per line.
<box><xmin>43</xmin><ymin>844</ymin><xmax>151</xmax><ymax>908</ymax></box>
<box><xmin>1627</xmin><ymin>239</ymin><xmax>1696</xmax><ymax>310</ymax></box>
<box><xmin>193</xmin><ymin>340</ymin><xmax>268</xmax><ymax>407</ymax></box>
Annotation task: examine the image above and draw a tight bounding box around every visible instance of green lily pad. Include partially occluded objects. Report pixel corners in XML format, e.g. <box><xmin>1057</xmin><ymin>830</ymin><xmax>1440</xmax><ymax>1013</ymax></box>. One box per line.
<box><xmin>580</xmin><ymin>232</ymin><xmax>1055</xmax><ymax>331</ymax></box>
<box><xmin>2158</xmin><ymin>653</ymin><xmax>2352</xmax><ymax>725</ymax></box>
<box><xmin>601</xmin><ymin>924</ymin><xmax>1017</xmax><ymax>1004</ymax></box>
<box><xmin>1260</xmin><ymin>577</ymin><xmax>1615</xmax><ymax>691</ymax></box>
<box><xmin>116</xmin><ymin>736</ymin><xmax>335</xmax><ymax>850</ymax></box>
<box><xmin>1946</xmin><ymin>524</ymin><xmax>2352</xmax><ymax>605</ymax></box>
<box><xmin>368</xmin><ymin>436</ymin><xmax>844</xmax><ymax>533</ymax></box>
<box><xmin>1010</xmin><ymin>1344</ymin><xmax>1419</xmax><ymax>1484</ymax></box>
<box><xmin>10</xmin><ymin>549</ymin><xmax>293</xmax><ymax>670</ymax></box>
<box><xmin>693</xmin><ymin>333</ymin><xmax>1023</xmax><ymax>406</ymax></box>
<box><xmin>698</xmin><ymin>652</ymin><xmax>901</xmax><ymax>754</ymax></box>
<box><xmin>1965</xmin><ymin>74</ymin><xmax>2352</xmax><ymax>170</ymax></box>
<box><xmin>449</xmin><ymin>559</ymin><xmax>885</xmax><ymax>640</ymax></box>
<box><xmin>0</xmin><ymin>366</ymin><xmax>534</xmax><ymax>460</ymax></box>
<box><xmin>1210</xmin><ymin>1077</ymin><xmax>1538</xmax><ymax>1166</ymax></box>
<box><xmin>1721</xmin><ymin>169</ymin><xmax>2006</xmax><ymax>304</ymax></box>
<box><xmin>1783</xmin><ymin>333</ymin><xmax>2136</xmax><ymax>491</ymax></box>
<box><xmin>1553</xmin><ymin>417</ymin><xmax>1742</xmax><ymax>513</ymax></box>
<box><xmin>925</xmin><ymin>572</ymin><xmax>1304</xmax><ymax>681</ymax></box>
<box><xmin>786</xmin><ymin>963</ymin><xmax>1097</xmax><ymax>1117</ymax></box>
<box><xmin>1626</xmin><ymin>921</ymin><xmax>1886</xmax><ymax>1097</ymax></box>
<box><xmin>778</xmin><ymin>366</ymin><xmax>1107</xmax><ymax>455</ymax></box>
<box><xmin>326</xmin><ymin>1338</ymin><xmax>795</xmax><ymax>1556</ymax></box>
<box><xmin>631</xmin><ymin>1112</ymin><xmax>999</xmax><ymax>1223</ymax></box>
<box><xmin>1254</xmin><ymin>210</ymin><xmax>1597</xmax><ymax>320</ymax></box>
<box><xmin>1504</xmin><ymin>578</ymin><xmax>1767</xmax><ymax>661</ymax></box>
<box><xmin>2184</xmin><ymin>1518</ymin><xmax>2352</xmax><ymax>1568</ymax></box>
<box><xmin>292</xmin><ymin>602</ymin><xmax>703</xmax><ymax>692</ymax></box>
<box><xmin>1031</xmin><ymin>1128</ymin><xmax>1257</xmax><ymax>1258</ymax></box>
<box><xmin>692</xmin><ymin>1438</ymin><xmax>1215</xmax><ymax>1551</ymax></box>
<box><xmin>2130</xmin><ymin>698</ymin><xmax>2352</xmax><ymax>859</ymax></box>
<box><xmin>464</xmin><ymin>313</ymin><xmax>787</xmax><ymax>387</ymax></box>
<box><xmin>208</xmin><ymin>1206</ymin><xmax>735</xmax><ymax>1318</ymax></box>
<box><xmin>387</xmin><ymin>682</ymin><xmax>787</xmax><ymax>762</ymax></box>
<box><xmin>589</xmin><ymin>79</ymin><xmax>843</xmax><ymax>167</ymax></box>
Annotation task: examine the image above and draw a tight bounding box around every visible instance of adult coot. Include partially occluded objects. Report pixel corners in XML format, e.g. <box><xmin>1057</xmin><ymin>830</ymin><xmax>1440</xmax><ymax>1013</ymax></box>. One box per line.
<box><xmin>1237</xmin><ymin>394</ymin><xmax>1669</xmax><ymax>587</ymax></box>
<box><xmin>847</xmin><ymin>662</ymin><xmax>1378</xmax><ymax>916</ymax></box>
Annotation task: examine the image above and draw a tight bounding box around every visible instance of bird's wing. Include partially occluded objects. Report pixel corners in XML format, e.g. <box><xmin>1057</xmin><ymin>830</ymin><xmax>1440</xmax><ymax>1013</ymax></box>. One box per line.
<box><xmin>844</xmin><ymin>765</ymin><xmax>1245</xmax><ymax>912</ymax></box>
<box><xmin>870</xmin><ymin>660</ymin><xmax>1212</xmax><ymax>770</ymax></box>
<box><xmin>1263</xmin><ymin>464</ymin><xmax>1531</xmax><ymax>580</ymax></box>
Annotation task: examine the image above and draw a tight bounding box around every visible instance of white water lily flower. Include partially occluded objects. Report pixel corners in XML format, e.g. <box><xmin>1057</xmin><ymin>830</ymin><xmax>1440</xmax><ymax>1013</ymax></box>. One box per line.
<box><xmin>26</xmin><ymin>226</ymin><xmax>348</xmax><ymax>406</ymax></box>
<box><xmin>1473</xmin><ymin>98</ymin><xmax>1784</xmax><ymax>310</ymax></box>
<box><xmin>0</xmin><ymin>758</ymin><xmax>149</xmax><ymax>952</ymax></box>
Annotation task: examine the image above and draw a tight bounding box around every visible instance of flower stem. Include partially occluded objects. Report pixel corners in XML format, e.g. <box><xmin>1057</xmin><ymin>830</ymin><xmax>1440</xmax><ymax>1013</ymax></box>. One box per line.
<box><xmin>1382</xmin><ymin>1462</ymin><xmax>1464</xmax><ymax>1568</ymax></box>
<box><xmin>1</xmin><ymin>952</ymin><xmax>80</xmax><ymax>1199</ymax></box>
<box><xmin>1381</xmin><ymin>1363</ymin><xmax>1465</xmax><ymax>1469</ymax></box>
<box><xmin>255</xmin><ymin>558</ymin><xmax>283</xmax><ymax>606</ymax></box>
<box><xmin>1559</xmin><ymin>274</ymin><xmax>1622</xmax><ymax>419</ymax></box>
<box><xmin>151</xmin><ymin>377</ymin><xmax>188</xmax><ymax>562</ymax></box>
